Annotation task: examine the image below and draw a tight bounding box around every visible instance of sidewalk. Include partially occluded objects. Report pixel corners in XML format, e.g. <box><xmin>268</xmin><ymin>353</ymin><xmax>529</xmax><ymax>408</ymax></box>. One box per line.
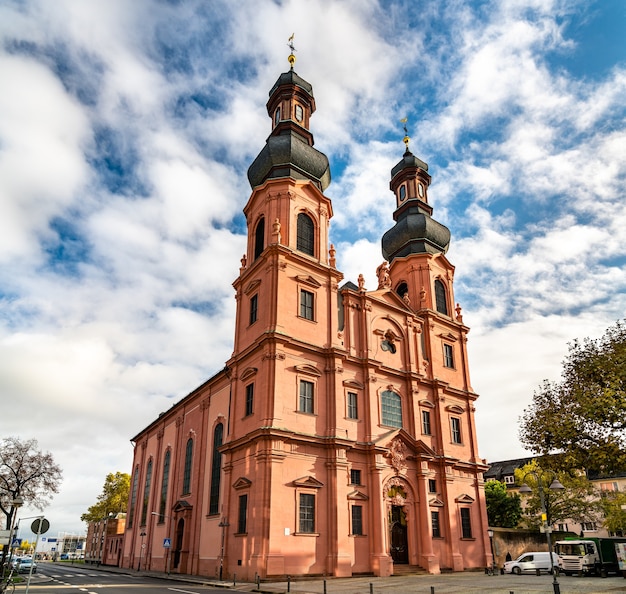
<box><xmin>59</xmin><ymin>562</ymin><xmax>626</xmax><ymax>594</ymax></box>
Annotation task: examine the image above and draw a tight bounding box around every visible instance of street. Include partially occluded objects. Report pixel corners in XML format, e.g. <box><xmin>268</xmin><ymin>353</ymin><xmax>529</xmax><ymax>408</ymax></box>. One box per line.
<box><xmin>16</xmin><ymin>563</ymin><xmax>227</xmax><ymax>594</ymax></box>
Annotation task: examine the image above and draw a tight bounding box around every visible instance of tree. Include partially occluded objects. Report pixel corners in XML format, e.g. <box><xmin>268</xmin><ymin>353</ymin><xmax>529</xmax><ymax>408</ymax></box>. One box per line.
<box><xmin>520</xmin><ymin>320</ymin><xmax>626</xmax><ymax>474</ymax></box>
<box><xmin>0</xmin><ymin>437</ymin><xmax>63</xmax><ymax>531</ymax></box>
<box><xmin>81</xmin><ymin>472</ymin><xmax>130</xmax><ymax>524</ymax></box>
<box><xmin>599</xmin><ymin>490</ymin><xmax>626</xmax><ymax>535</ymax></box>
<box><xmin>514</xmin><ymin>460</ymin><xmax>600</xmax><ymax>529</ymax></box>
<box><xmin>485</xmin><ymin>480</ymin><xmax>522</xmax><ymax>528</ymax></box>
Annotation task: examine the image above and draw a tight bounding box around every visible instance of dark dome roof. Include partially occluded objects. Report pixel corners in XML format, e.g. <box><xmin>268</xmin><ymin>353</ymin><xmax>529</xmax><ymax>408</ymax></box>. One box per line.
<box><xmin>247</xmin><ymin>130</ymin><xmax>331</xmax><ymax>190</ymax></box>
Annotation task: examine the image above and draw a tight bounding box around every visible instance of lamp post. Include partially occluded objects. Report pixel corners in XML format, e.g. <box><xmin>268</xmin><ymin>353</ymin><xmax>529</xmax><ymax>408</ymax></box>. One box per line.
<box><xmin>519</xmin><ymin>470</ymin><xmax>565</xmax><ymax>594</ymax></box>
<box><xmin>151</xmin><ymin>512</ymin><xmax>172</xmax><ymax>576</ymax></box>
<box><xmin>218</xmin><ymin>517</ymin><xmax>229</xmax><ymax>581</ymax></box>
<box><xmin>487</xmin><ymin>528</ymin><xmax>495</xmax><ymax>573</ymax></box>
<box><xmin>6</xmin><ymin>496</ymin><xmax>24</xmax><ymax>567</ymax></box>
<box><xmin>138</xmin><ymin>531</ymin><xmax>146</xmax><ymax>571</ymax></box>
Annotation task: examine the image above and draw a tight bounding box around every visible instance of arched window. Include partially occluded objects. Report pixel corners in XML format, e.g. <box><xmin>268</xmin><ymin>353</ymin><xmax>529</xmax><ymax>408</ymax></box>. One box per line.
<box><xmin>435</xmin><ymin>279</ymin><xmax>448</xmax><ymax>315</ymax></box>
<box><xmin>140</xmin><ymin>459</ymin><xmax>153</xmax><ymax>526</ymax></box>
<box><xmin>182</xmin><ymin>438</ymin><xmax>193</xmax><ymax>495</ymax></box>
<box><xmin>381</xmin><ymin>390</ymin><xmax>403</xmax><ymax>428</ymax></box>
<box><xmin>158</xmin><ymin>449</ymin><xmax>171</xmax><ymax>522</ymax></box>
<box><xmin>254</xmin><ymin>217</ymin><xmax>265</xmax><ymax>260</ymax></box>
<box><xmin>209</xmin><ymin>423</ymin><xmax>224</xmax><ymax>515</ymax></box>
<box><xmin>396</xmin><ymin>282</ymin><xmax>408</xmax><ymax>299</ymax></box>
<box><xmin>296</xmin><ymin>213</ymin><xmax>314</xmax><ymax>256</ymax></box>
<box><xmin>128</xmin><ymin>465</ymin><xmax>139</xmax><ymax>528</ymax></box>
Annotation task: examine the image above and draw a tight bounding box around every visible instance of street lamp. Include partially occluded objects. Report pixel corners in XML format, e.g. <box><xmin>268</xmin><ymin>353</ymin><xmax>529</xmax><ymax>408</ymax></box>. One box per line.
<box><xmin>218</xmin><ymin>517</ymin><xmax>229</xmax><ymax>581</ymax></box>
<box><xmin>151</xmin><ymin>512</ymin><xmax>172</xmax><ymax>576</ymax></box>
<box><xmin>6</xmin><ymin>496</ymin><xmax>24</xmax><ymax>567</ymax></box>
<box><xmin>519</xmin><ymin>471</ymin><xmax>565</xmax><ymax>594</ymax></box>
<box><xmin>138</xmin><ymin>531</ymin><xmax>147</xmax><ymax>571</ymax></box>
<box><xmin>487</xmin><ymin>528</ymin><xmax>495</xmax><ymax>574</ymax></box>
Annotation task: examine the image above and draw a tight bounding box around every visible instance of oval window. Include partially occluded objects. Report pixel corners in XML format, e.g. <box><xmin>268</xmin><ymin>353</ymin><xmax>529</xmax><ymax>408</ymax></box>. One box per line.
<box><xmin>399</xmin><ymin>185</ymin><xmax>406</xmax><ymax>202</ymax></box>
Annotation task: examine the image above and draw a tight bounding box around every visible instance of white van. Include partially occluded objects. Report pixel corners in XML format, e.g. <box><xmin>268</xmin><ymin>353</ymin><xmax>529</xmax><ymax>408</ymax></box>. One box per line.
<box><xmin>503</xmin><ymin>551</ymin><xmax>559</xmax><ymax>574</ymax></box>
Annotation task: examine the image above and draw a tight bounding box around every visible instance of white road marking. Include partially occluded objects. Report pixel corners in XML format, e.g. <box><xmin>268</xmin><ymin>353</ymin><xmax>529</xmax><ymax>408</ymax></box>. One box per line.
<box><xmin>168</xmin><ymin>588</ymin><xmax>203</xmax><ymax>594</ymax></box>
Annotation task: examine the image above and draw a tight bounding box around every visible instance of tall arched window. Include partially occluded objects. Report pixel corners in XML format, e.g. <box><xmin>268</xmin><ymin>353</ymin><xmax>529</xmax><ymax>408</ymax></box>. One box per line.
<box><xmin>128</xmin><ymin>465</ymin><xmax>139</xmax><ymax>528</ymax></box>
<box><xmin>209</xmin><ymin>423</ymin><xmax>224</xmax><ymax>515</ymax></box>
<box><xmin>296</xmin><ymin>213</ymin><xmax>314</xmax><ymax>256</ymax></box>
<box><xmin>434</xmin><ymin>279</ymin><xmax>448</xmax><ymax>315</ymax></box>
<box><xmin>254</xmin><ymin>217</ymin><xmax>265</xmax><ymax>260</ymax></box>
<box><xmin>158</xmin><ymin>449</ymin><xmax>171</xmax><ymax>522</ymax></box>
<box><xmin>140</xmin><ymin>459</ymin><xmax>153</xmax><ymax>526</ymax></box>
<box><xmin>182</xmin><ymin>438</ymin><xmax>193</xmax><ymax>495</ymax></box>
<box><xmin>381</xmin><ymin>390</ymin><xmax>403</xmax><ymax>428</ymax></box>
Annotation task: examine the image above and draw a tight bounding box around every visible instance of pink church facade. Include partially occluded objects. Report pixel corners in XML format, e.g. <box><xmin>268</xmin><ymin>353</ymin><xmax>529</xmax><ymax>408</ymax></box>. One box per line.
<box><xmin>121</xmin><ymin>59</ymin><xmax>492</xmax><ymax>580</ymax></box>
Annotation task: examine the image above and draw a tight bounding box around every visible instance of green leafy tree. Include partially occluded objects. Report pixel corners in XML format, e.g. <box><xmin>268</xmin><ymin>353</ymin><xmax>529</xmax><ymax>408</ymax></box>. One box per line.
<box><xmin>599</xmin><ymin>490</ymin><xmax>626</xmax><ymax>534</ymax></box>
<box><xmin>485</xmin><ymin>480</ymin><xmax>522</xmax><ymax>527</ymax></box>
<box><xmin>514</xmin><ymin>460</ymin><xmax>600</xmax><ymax>529</ymax></box>
<box><xmin>520</xmin><ymin>320</ymin><xmax>626</xmax><ymax>474</ymax></box>
<box><xmin>81</xmin><ymin>472</ymin><xmax>130</xmax><ymax>524</ymax></box>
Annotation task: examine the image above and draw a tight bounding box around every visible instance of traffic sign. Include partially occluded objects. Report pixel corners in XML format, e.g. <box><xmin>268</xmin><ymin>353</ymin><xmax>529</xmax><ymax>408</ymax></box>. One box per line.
<box><xmin>32</xmin><ymin>518</ymin><xmax>50</xmax><ymax>534</ymax></box>
<box><xmin>12</xmin><ymin>538</ymin><xmax>22</xmax><ymax>547</ymax></box>
<box><xmin>163</xmin><ymin>538</ymin><xmax>171</xmax><ymax>548</ymax></box>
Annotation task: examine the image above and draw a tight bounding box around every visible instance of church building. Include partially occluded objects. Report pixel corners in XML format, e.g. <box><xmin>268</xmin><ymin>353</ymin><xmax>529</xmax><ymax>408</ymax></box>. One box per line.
<box><xmin>121</xmin><ymin>53</ymin><xmax>492</xmax><ymax>580</ymax></box>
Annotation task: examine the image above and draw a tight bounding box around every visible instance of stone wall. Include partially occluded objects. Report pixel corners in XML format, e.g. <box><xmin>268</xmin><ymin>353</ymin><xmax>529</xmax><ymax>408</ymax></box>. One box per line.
<box><xmin>488</xmin><ymin>527</ymin><xmax>576</xmax><ymax>567</ymax></box>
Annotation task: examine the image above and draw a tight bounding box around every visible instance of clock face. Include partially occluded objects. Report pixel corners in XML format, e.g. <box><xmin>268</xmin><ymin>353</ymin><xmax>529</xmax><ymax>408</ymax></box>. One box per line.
<box><xmin>295</xmin><ymin>104</ymin><xmax>303</xmax><ymax>122</ymax></box>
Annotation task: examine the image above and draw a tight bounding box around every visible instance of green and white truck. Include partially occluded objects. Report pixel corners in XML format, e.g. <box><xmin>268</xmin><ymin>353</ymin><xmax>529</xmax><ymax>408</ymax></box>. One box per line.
<box><xmin>555</xmin><ymin>537</ymin><xmax>626</xmax><ymax>576</ymax></box>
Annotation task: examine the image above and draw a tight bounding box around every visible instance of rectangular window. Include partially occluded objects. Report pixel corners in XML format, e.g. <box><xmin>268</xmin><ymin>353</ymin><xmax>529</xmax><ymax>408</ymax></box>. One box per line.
<box><xmin>451</xmin><ymin>417</ymin><xmax>462</xmax><ymax>444</ymax></box>
<box><xmin>299</xmin><ymin>493</ymin><xmax>315</xmax><ymax>533</ymax></box>
<box><xmin>350</xmin><ymin>469</ymin><xmax>361</xmax><ymax>485</ymax></box>
<box><xmin>582</xmin><ymin>522</ymin><xmax>597</xmax><ymax>531</ymax></box>
<box><xmin>431</xmin><ymin>511</ymin><xmax>441</xmax><ymax>538</ymax></box>
<box><xmin>428</xmin><ymin>479</ymin><xmax>437</xmax><ymax>493</ymax></box>
<box><xmin>351</xmin><ymin>505</ymin><xmax>363</xmax><ymax>536</ymax></box>
<box><xmin>237</xmin><ymin>494</ymin><xmax>248</xmax><ymax>534</ymax></box>
<box><xmin>444</xmin><ymin>343</ymin><xmax>454</xmax><ymax>368</ymax></box>
<box><xmin>421</xmin><ymin>410</ymin><xmax>431</xmax><ymax>435</ymax></box>
<box><xmin>249</xmin><ymin>294</ymin><xmax>258</xmax><ymax>325</ymax></box>
<box><xmin>347</xmin><ymin>392</ymin><xmax>358</xmax><ymax>419</ymax></box>
<box><xmin>299</xmin><ymin>380</ymin><xmax>314</xmax><ymax>414</ymax></box>
<box><xmin>300</xmin><ymin>289</ymin><xmax>314</xmax><ymax>320</ymax></box>
<box><xmin>504</xmin><ymin>475</ymin><xmax>515</xmax><ymax>485</ymax></box>
<box><xmin>460</xmin><ymin>507</ymin><xmax>472</xmax><ymax>538</ymax></box>
<box><xmin>245</xmin><ymin>383</ymin><xmax>254</xmax><ymax>416</ymax></box>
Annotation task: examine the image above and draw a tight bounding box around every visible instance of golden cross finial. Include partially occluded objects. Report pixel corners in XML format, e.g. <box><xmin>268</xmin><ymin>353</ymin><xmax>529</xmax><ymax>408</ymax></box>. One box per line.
<box><xmin>288</xmin><ymin>33</ymin><xmax>296</xmax><ymax>69</ymax></box>
<box><xmin>400</xmin><ymin>117</ymin><xmax>410</xmax><ymax>152</ymax></box>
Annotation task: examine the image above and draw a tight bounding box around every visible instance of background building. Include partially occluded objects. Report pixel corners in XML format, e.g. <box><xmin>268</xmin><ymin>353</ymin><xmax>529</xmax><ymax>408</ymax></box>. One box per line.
<box><xmin>122</xmin><ymin>58</ymin><xmax>491</xmax><ymax>579</ymax></box>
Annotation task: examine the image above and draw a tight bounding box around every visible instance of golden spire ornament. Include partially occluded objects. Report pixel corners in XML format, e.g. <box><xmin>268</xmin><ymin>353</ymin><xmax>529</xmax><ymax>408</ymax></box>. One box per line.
<box><xmin>400</xmin><ymin>117</ymin><xmax>410</xmax><ymax>152</ymax></box>
<box><xmin>288</xmin><ymin>33</ymin><xmax>296</xmax><ymax>69</ymax></box>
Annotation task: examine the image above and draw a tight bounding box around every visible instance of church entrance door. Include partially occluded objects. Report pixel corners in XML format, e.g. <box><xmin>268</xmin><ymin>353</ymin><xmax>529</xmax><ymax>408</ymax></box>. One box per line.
<box><xmin>389</xmin><ymin>505</ymin><xmax>408</xmax><ymax>564</ymax></box>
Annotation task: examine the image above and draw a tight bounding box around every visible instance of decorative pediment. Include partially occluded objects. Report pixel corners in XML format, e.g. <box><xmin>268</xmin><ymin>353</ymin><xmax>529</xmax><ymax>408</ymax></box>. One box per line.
<box><xmin>233</xmin><ymin>477</ymin><xmax>252</xmax><ymax>490</ymax></box>
<box><xmin>243</xmin><ymin>279</ymin><xmax>261</xmax><ymax>295</ymax></box>
<box><xmin>292</xmin><ymin>476</ymin><xmax>324</xmax><ymax>489</ymax></box>
<box><xmin>343</xmin><ymin>379</ymin><xmax>364</xmax><ymax>389</ymax></box>
<box><xmin>437</xmin><ymin>332</ymin><xmax>458</xmax><ymax>342</ymax></box>
<box><xmin>172</xmin><ymin>500</ymin><xmax>193</xmax><ymax>513</ymax></box>
<box><xmin>293</xmin><ymin>364</ymin><xmax>322</xmax><ymax>377</ymax></box>
<box><xmin>240</xmin><ymin>367</ymin><xmax>258</xmax><ymax>381</ymax></box>
<box><xmin>295</xmin><ymin>275</ymin><xmax>322</xmax><ymax>288</ymax></box>
<box><xmin>429</xmin><ymin>497</ymin><xmax>445</xmax><ymax>507</ymax></box>
<box><xmin>455</xmin><ymin>494</ymin><xmax>475</xmax><ymax>504</ymax></box>
<box><xmin>445</xmin><ymin>404</ymin><xmax>465</xmax><ymax>414</ymax></box>
<box><xmin>419</xmin><ymin>399</ymin><xmax>435</xmax><ymax>409</ymax></box>
<box><xmin>347</xmin><ymin>490</ymin><xmax>369</xmax><ymax>501</ymax></box>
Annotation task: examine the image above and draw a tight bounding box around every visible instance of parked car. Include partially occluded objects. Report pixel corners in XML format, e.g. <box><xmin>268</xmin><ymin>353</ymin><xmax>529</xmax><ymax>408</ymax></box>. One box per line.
<box><xmin>14</xmin><ymin>557</ymin><xmax>37</xmax><ymax>573</ymax></box>
<box><xmin>503</xmin><ymin>551</ymin><xmax>559</xmax><ymax>575</ymax></box>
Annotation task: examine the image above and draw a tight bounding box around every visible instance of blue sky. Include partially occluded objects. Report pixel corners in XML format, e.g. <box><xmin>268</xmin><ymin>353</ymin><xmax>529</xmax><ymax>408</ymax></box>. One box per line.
<box><xmin>1</xmin><ymin>0</ymin><xmax>625</xmax><ymax>537</ymax></box>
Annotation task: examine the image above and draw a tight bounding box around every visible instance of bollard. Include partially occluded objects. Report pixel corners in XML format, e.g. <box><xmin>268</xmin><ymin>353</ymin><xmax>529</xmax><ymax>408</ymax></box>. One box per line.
<box><xmin>431</xmin><ymin>587</ymin><xmax>435</xmax><ymax>594</ymax></box>
<box><xmin>287</xmin><ymin>575</ymin><xmax>291</xmax><ymax>592</ymax></box>
<box><xmin>536</xmin><ymin>568</ymin><xmax>541</xmax><ymax>576</ymax></box>
<box><xmin>370</xmin><ymin>583</ymin><xmax>373</xmax><ymax>594</ymax></box>
<box><xmin>233</xmin><ymin>573</ymin><xmax>236</xmax><ymax>587</ymax></box>
<box><xmin>323</xmin><ymin>578</ymin><xmax>327</xmax><ymax>594</ymax></box>
<box><xmin>256</xmin><ymin>575</ymin><xmax>260</xmax><ymax>591</ymax></box>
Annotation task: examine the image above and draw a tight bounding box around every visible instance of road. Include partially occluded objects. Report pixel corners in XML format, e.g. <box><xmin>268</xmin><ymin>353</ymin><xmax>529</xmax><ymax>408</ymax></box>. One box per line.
<box><xmin>18</xmin><ymin>563</ymin><xmax>228</xmax><ymax>594</ymax></box>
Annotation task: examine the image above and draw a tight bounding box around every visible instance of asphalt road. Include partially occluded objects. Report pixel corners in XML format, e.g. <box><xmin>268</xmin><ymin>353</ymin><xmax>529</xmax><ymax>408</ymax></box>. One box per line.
<box><xmin>18</xmin><ymin>563</ymin><xmax>228</xmax><ymax>594</ymax></box>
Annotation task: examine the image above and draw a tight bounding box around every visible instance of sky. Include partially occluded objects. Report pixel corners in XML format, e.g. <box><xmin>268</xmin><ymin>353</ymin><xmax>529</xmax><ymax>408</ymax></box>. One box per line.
<box><xmin>1</xmin><ymin>0</ymin><xmax>625</xmax><ymax>539</ymax></box>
